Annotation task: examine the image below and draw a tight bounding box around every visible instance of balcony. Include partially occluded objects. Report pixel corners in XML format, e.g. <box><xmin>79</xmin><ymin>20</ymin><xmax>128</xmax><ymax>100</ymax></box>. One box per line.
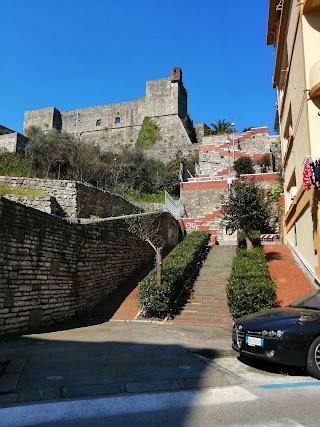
<box><xmin>304</xmin><ymin>0</ymin><xmax>320</xmax><ymax>12</ymax></box>
<box><xmin>309</xmin><ymin>59</ymin><xmax>320</xmax><ymax>98</ymax></box>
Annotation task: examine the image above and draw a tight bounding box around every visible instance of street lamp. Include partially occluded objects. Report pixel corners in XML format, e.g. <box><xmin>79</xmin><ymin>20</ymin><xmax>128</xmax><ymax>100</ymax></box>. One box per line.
<box><xmin>227</xmin><ymin>139</ymin><xmax>231</xmax><ymax>176</ymax></box>
<box><xmin>231</xmin><ymin>122</ymin><xmax>235</xmax><ymax>162</ymax></box>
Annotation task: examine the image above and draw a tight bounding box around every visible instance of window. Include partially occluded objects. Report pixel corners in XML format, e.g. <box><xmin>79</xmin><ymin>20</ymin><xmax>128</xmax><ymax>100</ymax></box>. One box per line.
<box><xmin>96</xmin><ymin>119</ymin><xmax>101</xmax><ymax>126</ymax></box>
<box><xmin>115</xmin><ymin>117</ymin><xmax>120</xmax><ymax>124</ymax></box>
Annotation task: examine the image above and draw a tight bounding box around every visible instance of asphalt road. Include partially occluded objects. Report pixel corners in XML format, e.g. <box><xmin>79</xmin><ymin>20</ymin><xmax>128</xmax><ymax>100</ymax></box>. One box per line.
<box><xmin>1</xmin><ymin>321</ymin><xmax>320</xmax><ymax>426</ymax></box>
<box><xmin>2</xmin><ymin>381</ymin><xmax>320</xmax><ymax>427</ymax></box>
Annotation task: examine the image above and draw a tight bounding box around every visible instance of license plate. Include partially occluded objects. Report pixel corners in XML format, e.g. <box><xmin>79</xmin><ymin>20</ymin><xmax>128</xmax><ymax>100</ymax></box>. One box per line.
<box><xmin>246</xmin><ymin>336</ymin><xmax>264</xmax><ymax>347</ymax></box>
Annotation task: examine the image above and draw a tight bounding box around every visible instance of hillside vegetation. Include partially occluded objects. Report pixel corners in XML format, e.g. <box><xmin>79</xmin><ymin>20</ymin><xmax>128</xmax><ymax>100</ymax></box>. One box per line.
<box><xmin>0</xmin><ymin>127</ymin><xmax>198</xmax><ymax>199</ymax></box>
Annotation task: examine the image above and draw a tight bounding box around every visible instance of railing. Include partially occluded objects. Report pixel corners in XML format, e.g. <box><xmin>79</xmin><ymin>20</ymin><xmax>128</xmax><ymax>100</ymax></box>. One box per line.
<box><xmin>165</xmin><ymin>191</ymin><xmax>181</xmax><ymax>220</ymax></box>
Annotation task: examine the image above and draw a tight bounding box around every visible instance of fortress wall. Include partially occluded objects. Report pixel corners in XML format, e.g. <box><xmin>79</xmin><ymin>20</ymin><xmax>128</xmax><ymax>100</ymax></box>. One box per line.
<box><xmin>1</xmin><ymin>197</ymin><xmax>171</xmax><ymax>336</ymax></box>
<box><xmin>0</xmin><ymin>133</ymin><xmax>17</xmax><ymax>153</ymax></box>
<box><xmin>178</xmin><ymin>84</ymin><xmax>188</xmax><ymax>119</ymax></box>
<box><xmin>153</xmin><ymin>115</ymin><xmax>193</xmax><ymax>148</ymax></box>
<box><xmin>24</xmin><ymin>107</ymin><xmax>60</xmax><ymax>132</ymax></box>
<box><xmin>61</xmin><ymin>99</ymin><xmax>144</xmax><ymax>136</ymax></box>
<box><xmin>80</xmin><ymin>125</ymin><xmax>141</xmax><ymax>151</ymax></box>
<box><xmin>145</xmin><ymin>79</ymin><xmax>180</xmax><ymax>117</ymax></box>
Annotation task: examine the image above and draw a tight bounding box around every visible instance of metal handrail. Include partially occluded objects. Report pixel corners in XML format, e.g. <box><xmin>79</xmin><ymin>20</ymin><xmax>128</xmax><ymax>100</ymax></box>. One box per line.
<box><xmin>165</xmin><ymin>191</ymin><xmax>180</xmax><ymax>220</ymax></box>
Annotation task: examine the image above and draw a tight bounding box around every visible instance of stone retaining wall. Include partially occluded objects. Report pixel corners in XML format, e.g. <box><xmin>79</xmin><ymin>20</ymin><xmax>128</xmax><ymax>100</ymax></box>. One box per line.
<box><xmin>1</xmin><ymin>195</ymin><xmax>64</xmax><ymax>216</ymax></box>
<box><xmin>0</xmin><ymin>197</ymin><xmax>180</xmax><ymax>336</ymax></box>
<box><xmin>0</xmin><ymin>177</ymin><xmax>140</xmax><ymax>218</ymax></box>
<box><xmin>180</xmin><ymin>173</ymin><xmax>279</xmax><ymax>218</ymax></box>
<box><xmin>181</xmin><ymin>185</ymin><xmax>227</xmax><ymax>218</ymax></box>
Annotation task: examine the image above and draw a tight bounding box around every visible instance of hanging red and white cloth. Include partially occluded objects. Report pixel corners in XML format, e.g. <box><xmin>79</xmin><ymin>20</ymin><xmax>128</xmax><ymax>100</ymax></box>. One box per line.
<box><xmin>303</xmin><ymin>159</ymin><xmax>313</xmax><ymax>191</ymax></box>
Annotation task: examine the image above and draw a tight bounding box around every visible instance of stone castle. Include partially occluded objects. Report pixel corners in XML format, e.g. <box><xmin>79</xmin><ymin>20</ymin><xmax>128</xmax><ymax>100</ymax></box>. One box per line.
<box><xmin>23</xmin><ymin>67</ymin><xmax>199</xmax><ymax>163</ymax></box>
<box><xmin>1</xmin><ymin>66</ymin><xmax>280</xmax><ymax>168</ymax></box>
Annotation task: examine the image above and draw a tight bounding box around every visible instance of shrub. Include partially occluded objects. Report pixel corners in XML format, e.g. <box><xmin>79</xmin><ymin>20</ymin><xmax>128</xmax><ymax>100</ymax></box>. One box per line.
<box><xmin>136</xmin><ymin>117</ymin><xmax>160</xmax><ymax>150</ymax></box>
<box><xmin>0</xmin><ymin>186</ymin><xmax>48</xmax><ymax>196</ymax></box>
<box><xmin>227</xmin><ymin>247</ymin><xmax>276</xmax><ymax>319</ymax></box>
<box><xmin>0</xmin><ymin>152</ymin><xmax>34</xmax><ymax>177</ymax></box>
<box><xmin>138</xmin><ymin>231</ymin><xmax>210</xmax><ymax>318</ymax></box>
<box><xmin>233</xmin><ymin>156</ymin><xmax>255</xmax><ymax>177</ymax></box>
<box><xmin>256</xmin><ymin>154</ymin><xmax>272</xmax><ymax>173</ymax></box>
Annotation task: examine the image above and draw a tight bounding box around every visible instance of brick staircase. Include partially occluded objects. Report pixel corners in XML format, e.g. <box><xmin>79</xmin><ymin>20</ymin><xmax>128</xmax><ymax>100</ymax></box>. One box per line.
<box><xmin>198</xmin><ymin>127</ymin><xmax>271</xmax><ymax>178</ymax></box>
<box><xmin>172</xmin><ymin>245</ymin><xmax>236</xmax><ymax>327</ymax></box>
<box><xmin>181</xmin><ymin>210</ymin><xmax>237</xmax><ymax>245</ymax></box>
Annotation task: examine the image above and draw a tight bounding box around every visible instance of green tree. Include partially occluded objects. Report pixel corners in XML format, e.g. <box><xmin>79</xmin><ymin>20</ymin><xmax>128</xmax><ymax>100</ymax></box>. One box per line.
<box><xmin>221</xmin><ymin>178</ymin><xmax>271</xmax><ymax>250</ymax></box>
<box><xmin>125</xmin><ymin>214</ymin><xmax>165</xmax><ymax>285</ymax></box>
<box><xmin>25</xmin><ymin>127</ymin><xmax>76</xmax><ymax>178</ymax></box>
<box><xmin>210</xmin><ymin>119</ymin><xmax>234</xmax><ymax>135</ymax></box>
<box><xmin>233</xmin><ymin>156</ymin><xmax>255</xmax><ymax>177</ymax></box>
<box><xmin>161</xmin><ymin>150</ymin><xmax>198</xmax><ymax>197</ymax></box>
<box><xmin>257</xmin><ymin>154</ymin><xmax>272</xmax><ymax>173</ymax></box>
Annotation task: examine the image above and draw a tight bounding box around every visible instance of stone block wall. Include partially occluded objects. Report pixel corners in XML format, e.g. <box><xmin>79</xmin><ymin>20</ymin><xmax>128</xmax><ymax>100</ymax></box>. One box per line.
<box><xmin>0</xmin><ymin>197</ymin><xmax>180</xmax><ymax>337</ymax></box>
<box><xmin>0</xmin><ymin>177</ymin><xmax>140</xmax><ymax>218</ymax></box>
<box><xmin>23</xmin><ymin>107</ymin><xmax>61</xmax><ymax>132</ymax></box>
<box><xmin>1</xmin><ymin>195</ymin><xmax>64</xmax><ymax>216</ymax></box>
<box><xmin>180</xmin><ymin>173</ymin><xmax>279</xmax><ymax>219</ymax></box>
<box><xmin>198</xmin><ymin>129</ymin><xmax>280</xmax><ymax>176</ymax></box>
<box><xmin>0</xmin><ymin>132</ymin><xmax>29</xmax><ymax>154</ymax></box>
<box><xmin>75</xmin><ymin>183</ymin><xmax>141</xmax><ymax>218</ymax></box>
<box><xmin>180</xmin><ymin>180</ymin><xmax>228</xmax><ymax>218</ymax></box>
<box><xmin>0</xmin><ymin>177</ymin><xmax>77</xmax><ymax>217</ymax></box>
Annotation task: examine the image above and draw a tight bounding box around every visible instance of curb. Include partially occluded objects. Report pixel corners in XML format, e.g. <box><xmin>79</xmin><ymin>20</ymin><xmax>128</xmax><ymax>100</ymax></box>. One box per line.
<box><xmin>0</xmin><ymin>358</ymin><xmax>26</xmax><ymax>405</ymax></box>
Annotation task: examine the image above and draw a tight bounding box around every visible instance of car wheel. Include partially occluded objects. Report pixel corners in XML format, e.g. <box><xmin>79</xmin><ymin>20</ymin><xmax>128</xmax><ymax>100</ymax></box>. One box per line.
<box><xmin>307</xmin><ymin>336</ymin><xmax>320</xmax><ymax>380</ymax></box>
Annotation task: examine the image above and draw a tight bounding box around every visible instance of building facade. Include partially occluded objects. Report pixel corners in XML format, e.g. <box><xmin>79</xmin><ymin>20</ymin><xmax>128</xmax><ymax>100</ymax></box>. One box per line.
<box><xmin>23</xmin><ymin>67</ymin><xmax>198</xmax><ymax>163</ymax></box>
<box><xmin>267</xmin><ymin>0</ymin><xmax>320</xmax><ymax>283</ymax></box>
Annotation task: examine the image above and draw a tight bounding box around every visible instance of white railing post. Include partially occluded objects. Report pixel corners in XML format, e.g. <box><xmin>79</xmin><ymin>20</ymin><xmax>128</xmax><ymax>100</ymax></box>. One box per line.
<box><xmin>165</xmin><ymin>191</ymin><xmax>181</xmax><ymax>220</ymax></box>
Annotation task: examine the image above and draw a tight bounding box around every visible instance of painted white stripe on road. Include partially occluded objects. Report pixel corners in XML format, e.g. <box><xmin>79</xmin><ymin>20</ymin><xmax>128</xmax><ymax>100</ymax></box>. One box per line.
<box><xmin>213</xmin><ymin>357</ymin><xmax>317</xmax><ymax>386</ymax></box>
<box><xmin>1</xmin><ymin>386</ymin><xmax>258</xmax><ymax>426</ymax></box>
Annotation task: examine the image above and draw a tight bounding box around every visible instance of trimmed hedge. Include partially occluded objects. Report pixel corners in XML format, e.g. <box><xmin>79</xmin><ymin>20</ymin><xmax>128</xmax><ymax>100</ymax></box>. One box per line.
<box><xmin>227</xmin><ymin>247</ymin><xmax>276</xmax><ymax>320</ymax></box>
<box><xmin>138</xmin><ymin>231</ymin><xmax>210</xmax><ymax>318</ymax></box>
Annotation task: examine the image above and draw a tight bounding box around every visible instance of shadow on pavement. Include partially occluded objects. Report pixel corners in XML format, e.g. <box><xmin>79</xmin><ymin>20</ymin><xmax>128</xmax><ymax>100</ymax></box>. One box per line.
<box><xmin>0</xmin><ymin>322</ymin><xmax>234</xmax><ymax>426</ymax></box>
<box><xmin>264</xmin><ymin>251</ymin><xmax>283</xmax><ymax>262</ymax></box>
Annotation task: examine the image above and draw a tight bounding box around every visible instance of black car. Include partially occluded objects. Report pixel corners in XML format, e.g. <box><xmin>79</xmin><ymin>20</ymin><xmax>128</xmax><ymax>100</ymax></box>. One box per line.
<box><xmin>232</xmin><ymin>289</ymin><xmax>320</xmax><ymax>379</ymax></box>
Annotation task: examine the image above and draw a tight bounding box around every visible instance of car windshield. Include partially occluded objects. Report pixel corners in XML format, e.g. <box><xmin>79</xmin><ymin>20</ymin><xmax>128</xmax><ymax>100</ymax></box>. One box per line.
<box><xmin>289</xmin><ymin>291</ymin><xmax>320</xmax><ymax>310</ymax></box>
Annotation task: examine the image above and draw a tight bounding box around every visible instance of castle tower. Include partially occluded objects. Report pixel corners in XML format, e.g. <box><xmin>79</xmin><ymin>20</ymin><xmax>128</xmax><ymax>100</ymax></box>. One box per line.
<box><xmin>170</xmin><ymin>67</ymin><xmax>183</xmax><ymax>83</ymax></box>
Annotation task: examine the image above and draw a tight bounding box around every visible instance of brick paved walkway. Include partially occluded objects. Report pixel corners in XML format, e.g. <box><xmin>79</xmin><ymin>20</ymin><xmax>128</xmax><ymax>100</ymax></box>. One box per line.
<box><xmin>105</xmin><ymin>244</ymin><xmax>318</xmax><ymax>323</ymax></box>
<box><xmin>263</xmin><ymin>244</ymin><xmax>316</xmax><ymax>306</ymax></box>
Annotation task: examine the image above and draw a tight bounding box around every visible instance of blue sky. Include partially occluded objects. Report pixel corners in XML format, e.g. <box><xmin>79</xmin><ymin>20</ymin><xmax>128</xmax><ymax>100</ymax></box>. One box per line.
<box><xmin>2</xmin><ymin>0</ymin><xmax>276</xmax><ymax>135</ymax></box>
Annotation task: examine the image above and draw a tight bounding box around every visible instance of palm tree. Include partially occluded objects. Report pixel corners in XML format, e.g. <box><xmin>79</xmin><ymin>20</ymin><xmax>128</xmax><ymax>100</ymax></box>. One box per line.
<box><xmin>210</xmin><ymin>119</ymin><xmax>234</xmax><ymax>135</ymax></box>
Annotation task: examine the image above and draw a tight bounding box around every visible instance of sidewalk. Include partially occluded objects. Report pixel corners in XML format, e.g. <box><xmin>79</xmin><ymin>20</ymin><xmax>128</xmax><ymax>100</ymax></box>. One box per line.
<box><xmin>0</xmin><ymin>321</ymin><xmax>238</xmax><ymax>406</ymax></box>
<box><xmin>263</xmin><ymin>244</ymin><xmax>317</xmax><ymax>306</ymax></box>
